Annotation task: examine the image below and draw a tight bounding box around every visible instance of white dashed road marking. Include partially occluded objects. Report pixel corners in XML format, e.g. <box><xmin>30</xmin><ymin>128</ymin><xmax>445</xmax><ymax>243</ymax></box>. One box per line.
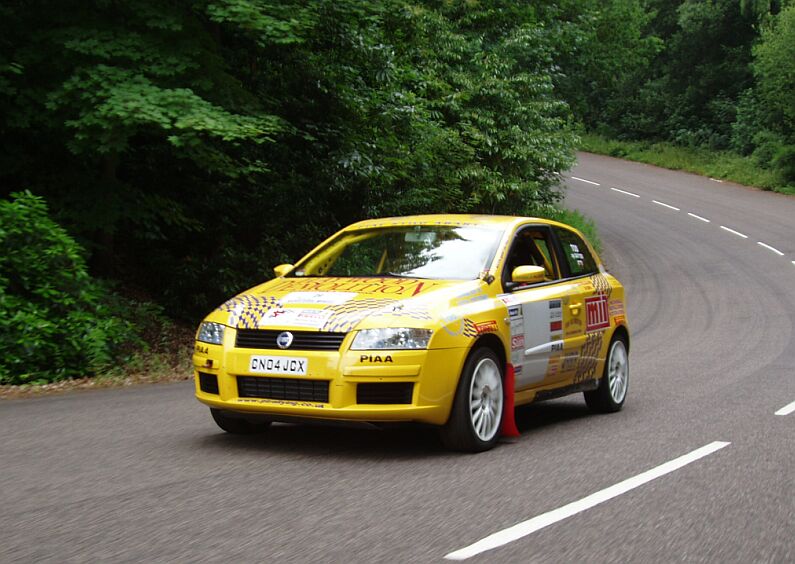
<box><xmin>720</xmin><ymin>226</ymin><xmax>748</xmax><ymax>239</ymax></box>
<box><xmin>687</xmin><ymin>213</ymin><xmax>711</xmax><ymax>223</ymax></box>
<box><xmin>444</xmin><ymin>442</ymin><xmax>731</xmax><ymax>561</ymax></box>
<box><xmin>756</xmin><ymin>242</ymin><xmax>785</xmax><ymax>256</ymax></box>
<box><xmin>577</xmin><ymin>176</ymin><xmax>788</xmax><ymax>266</ymax></box>
<box><xmin>775</xmin><ymin>400</ymin><xmax>795</xmax><ymax>416</ymax></box>
<box><xmin>571</xmin><ymin>176</ymin><xmax>600</xmax><ymax>186</ymax></box>
<box><xmin>652</xmin><ymin>200</ymin><xmax>680</xmax><ymax>211</ymax></box>
<box><xmin>610</xmin><ymin>187</ymin><xmax>640</xmax><ymax>198</ymax></box>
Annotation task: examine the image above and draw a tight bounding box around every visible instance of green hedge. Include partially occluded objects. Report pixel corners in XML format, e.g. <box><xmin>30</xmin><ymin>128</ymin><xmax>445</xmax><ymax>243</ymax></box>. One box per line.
<box><xmin>0</xmin><ymin>192</ymin><xmax>141</xmax><ymax>384</ymax></box>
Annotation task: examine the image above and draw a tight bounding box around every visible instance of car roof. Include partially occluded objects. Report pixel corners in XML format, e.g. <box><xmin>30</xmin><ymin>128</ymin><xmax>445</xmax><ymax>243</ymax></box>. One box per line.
<box><xmin>344</xmin><ymin>214</ymin><xmax>565</xmax><ymax>231</ymax></box>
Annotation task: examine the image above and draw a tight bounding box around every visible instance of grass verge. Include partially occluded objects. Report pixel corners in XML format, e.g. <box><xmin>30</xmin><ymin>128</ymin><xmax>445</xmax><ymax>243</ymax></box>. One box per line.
<box><xmin>0</xmin><ymin>348</ymin><xmax>193</xmax><ymax>399</ymax></box>
<box><xmin>580</xmin><ymin>133</ymin><xmax>795</xmax><ymax>196</ymax></box>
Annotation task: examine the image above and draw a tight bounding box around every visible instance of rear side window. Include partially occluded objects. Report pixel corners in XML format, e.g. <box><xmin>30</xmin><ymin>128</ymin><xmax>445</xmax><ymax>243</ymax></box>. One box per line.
<box><xmin>555</xmin><ymin>228</ymin><xmax>597</xmax><ymax>277</ymax></box>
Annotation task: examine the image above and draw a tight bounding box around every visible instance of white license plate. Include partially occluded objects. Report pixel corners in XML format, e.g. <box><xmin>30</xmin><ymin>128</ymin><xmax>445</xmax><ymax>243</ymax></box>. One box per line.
<box><xmin>249</xmin><ymin>355</ymin><xmax>308</xmax><ymax>375</ymax></box>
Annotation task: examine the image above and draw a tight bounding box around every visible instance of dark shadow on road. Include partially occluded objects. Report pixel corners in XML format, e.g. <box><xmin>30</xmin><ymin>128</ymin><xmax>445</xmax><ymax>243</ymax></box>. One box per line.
<box><xmin>190</xmin><ymin>398</ymin><xmax>596</xmax><ymax>459</ymax></box>
<box><xmin>192</xmin><ymin>422</ymin><xmax>449</xmax><ymax>461</ymax></box>
<box><xmin>513</xmin><ymin>399</ymin><xmax>593</xmax><ymax>436</ymax></box>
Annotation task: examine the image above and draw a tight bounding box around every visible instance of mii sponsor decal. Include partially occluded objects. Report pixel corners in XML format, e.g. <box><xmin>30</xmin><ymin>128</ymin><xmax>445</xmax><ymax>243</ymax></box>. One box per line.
<box><xmin>586</xmin><ymin>292</ymin><xmax>610</xmax><ymax>332</ymax></box>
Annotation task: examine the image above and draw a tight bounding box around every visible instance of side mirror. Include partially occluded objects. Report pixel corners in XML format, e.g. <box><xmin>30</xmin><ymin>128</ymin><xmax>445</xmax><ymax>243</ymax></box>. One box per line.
<box><xmin>512</xmin><ymin>265</ymin><xmax>546</xmax><ymax>285</ymax></box>
<box><xmin>273</xmin><ymin>263</ymin><xmax>294</xmax><ymax>277</ymax></box>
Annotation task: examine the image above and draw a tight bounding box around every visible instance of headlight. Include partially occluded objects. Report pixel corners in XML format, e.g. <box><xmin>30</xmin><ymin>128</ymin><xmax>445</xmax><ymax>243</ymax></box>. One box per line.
<box><xmin>197</xmin><ymin>322</ymin><xmax>225</xmax><ymax>345</ymax></box>
<box><xmin>351</xmin><ymin>328</ymin><xmax>432</xmax><ymax>350</ymax></box>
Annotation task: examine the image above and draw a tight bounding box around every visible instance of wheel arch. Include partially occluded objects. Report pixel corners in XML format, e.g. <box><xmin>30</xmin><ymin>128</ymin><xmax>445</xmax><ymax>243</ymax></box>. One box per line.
<box><xmin>611</xmin><ymin>324</ymin><xmax>630</xmax><ymax>353</ymax></box>
<box><xmin>471</xmin><ymin>333</ymin><xmax>507</xmax><ymax>371</ymax></box>
<box><xmin>441</xmin><ymin>334</ymin><xmax>507</xmax><ymax>424</ymax></box>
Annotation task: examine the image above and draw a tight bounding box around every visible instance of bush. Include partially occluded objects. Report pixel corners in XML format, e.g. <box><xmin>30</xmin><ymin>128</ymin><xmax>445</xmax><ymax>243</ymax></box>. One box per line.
<box><xmin>751</xmin><ymin>129</ymin><xmax>787</xmax><ymax>169</ymax></box>
<box><xmin>773</xmin><ymin>145</ymin><xmax>795</xmax><ymax>183</ymax></box>
<box><xmin>0</xmin><ymin>192</ymin><xmax>140</xmax><ymax>384</ymax></box>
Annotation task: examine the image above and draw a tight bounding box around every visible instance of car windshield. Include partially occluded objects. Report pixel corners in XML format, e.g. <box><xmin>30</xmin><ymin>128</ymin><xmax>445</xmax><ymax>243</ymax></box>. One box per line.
<box><xmin>288</xmin><ymin>225</ymin><xmax>503</xmax><ymax>280</ymax></box>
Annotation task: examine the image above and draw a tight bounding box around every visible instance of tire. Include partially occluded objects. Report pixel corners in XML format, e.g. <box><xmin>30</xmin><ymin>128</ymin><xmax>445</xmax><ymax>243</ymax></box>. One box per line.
<box><xmin>210</xmin><ymin>408</ymin><xmax>271</xmax><ymax>435</ymax></box>
<box><xmin>439</xmin><ymin>347</ymin><xmax>504</xmax><ymax>452</ymax></box>
<box><xmin>584</xmin><ymin>335</ymin><xmax>629</xmax><ymax>413</ymax></box>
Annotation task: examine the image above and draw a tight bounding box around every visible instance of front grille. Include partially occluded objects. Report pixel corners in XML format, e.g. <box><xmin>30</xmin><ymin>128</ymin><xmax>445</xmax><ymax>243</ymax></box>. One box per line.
<box><xmin>235</xmin><ymin>329</ymin><xmax>346</xmax><ymax>351</ymax></box>
<box><xmin>199</xmin><ymin>372</ymin><xmax>219</xmax><ymax>394</ymax></box>
<box><xmin>237</xmin><ymin>376</ymin><xmax>329</xmax><ymax>403</ymax></box>
<box><xmin>357</xmin><ymin>383</ymin><xmax>414</xmax><ymax>404</ymax></box>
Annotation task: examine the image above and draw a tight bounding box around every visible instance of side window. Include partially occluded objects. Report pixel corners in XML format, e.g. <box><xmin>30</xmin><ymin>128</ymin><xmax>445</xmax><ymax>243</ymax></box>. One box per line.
<box><xmin>502</xmin><ymin>226</ymin><xmax>560</xmax><ymax>290</ymax></box>
<box><xmin>554</xmin><ymin>227</ymin><xmax>597</xmax><ymax>277</ymax></box>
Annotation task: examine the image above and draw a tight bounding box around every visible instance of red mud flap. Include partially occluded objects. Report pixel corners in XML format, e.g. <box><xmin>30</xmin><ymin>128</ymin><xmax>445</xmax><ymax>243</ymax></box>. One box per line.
<box><xmin>501</xmin><ymin>363</ymin><xmax>520</xmax><ymax>437</ymax></box>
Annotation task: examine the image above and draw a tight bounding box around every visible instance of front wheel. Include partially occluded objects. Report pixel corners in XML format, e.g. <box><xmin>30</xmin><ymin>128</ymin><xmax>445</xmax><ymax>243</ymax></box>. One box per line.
<box><xmin>440</xmin><ymin>347</ymin><xmax>504</xmax><ymax>452</ymax></box>
<box><xmin>584</xmin><ymin>335</ymin><xmax>628</xmax><ymax>413</ymax></box>
<box><xmin>210</xmin><ymin>408</ymin><xmax>271</xmax><ymax>435</ymax></box>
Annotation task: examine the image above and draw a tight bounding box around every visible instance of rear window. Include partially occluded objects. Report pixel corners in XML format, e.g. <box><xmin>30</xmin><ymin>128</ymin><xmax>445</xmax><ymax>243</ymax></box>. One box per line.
<box><xmin>555</xmin><ymin>228</ymin><xmax>597</xmax><ymax>277</ymax></box>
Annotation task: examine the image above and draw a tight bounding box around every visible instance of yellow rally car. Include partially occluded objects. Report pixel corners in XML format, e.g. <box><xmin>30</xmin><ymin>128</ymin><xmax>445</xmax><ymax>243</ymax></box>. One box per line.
<box><xmin>194</xmin><ymin>214</ymin><xmax>629</xmax><ymax>451</ymax></box>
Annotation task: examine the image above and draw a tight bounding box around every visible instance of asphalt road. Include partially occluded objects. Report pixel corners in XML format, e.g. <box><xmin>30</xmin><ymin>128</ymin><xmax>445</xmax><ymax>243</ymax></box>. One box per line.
<box><xmin>1</xmin><ymin>153</ymin><xmax>793</xmax><ymax>563</ymax></box>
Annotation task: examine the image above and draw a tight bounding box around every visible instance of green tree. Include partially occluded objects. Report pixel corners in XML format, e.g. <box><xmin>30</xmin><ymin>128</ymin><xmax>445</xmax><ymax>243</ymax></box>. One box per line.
<box><xmin>0</xmin><ymin>0</ymin><xmax>581</xmax><ymax>320</ymax></box>
<box><xmin>752</xmin><ymin>3</ymin><xmax>795</xmax><ymax>180</ymax></box>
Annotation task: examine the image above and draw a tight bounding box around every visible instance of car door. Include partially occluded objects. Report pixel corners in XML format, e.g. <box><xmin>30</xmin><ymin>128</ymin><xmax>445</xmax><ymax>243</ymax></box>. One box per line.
<box><xmin>499</xmin><ymin>225</ymin><xmax>586</xmax><ymax>390</ymax></box>
<box><xmin>551</xmin><ymin>226</ymin><xmax>612</xmax><ymax>386</ymax></box>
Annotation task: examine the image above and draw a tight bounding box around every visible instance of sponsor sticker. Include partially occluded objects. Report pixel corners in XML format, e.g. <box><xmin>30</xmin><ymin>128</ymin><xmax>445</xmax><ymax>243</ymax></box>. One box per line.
<box><xmin>499</xmin><ymin>294</ymin><xmax>521</xmax><ymax>306</ymax></box>
<box><xmin>454</xmin><ymin>287</ymin><xmax>488</xmax><ymax>306</ymax></box>
<box><xmin>474</xmin><ymin>320</ymin><xmax>499</xmax><ymax>334</ymax></box>
<box><xmin>270</xmin><ymin>277</ymin><xmax>437</xmax><ymax>297</ymax></box>
<box><xmin>585</xmin><ymin>293</ymin><xmax>610</xmax><ymax>332</ymax></box>
<box><xmin>282</xmin><ymin>291</ymin><xmax>356</xmax><ymax>305</ymax></box>
<box><xmin>564</xmin><ymin>317</ymin><xmax>584</xmax><ymax>337</ymax></box>
<box><xmin>239</xmin><ymin>398</ymin><xmax>324</xmax><ymax>408</ymax></box>
<box><xmin>609</xmin><ymin>299</ymin><xmax>625</xmax><ymax>316</ymax></box>
<box><xmin>511</xmin><ymin>334</ymin><xmax>525</xmax><ymax>351</ymax></box>
<box><xmin>258</xmin><ymin>308</ymin><xmax>333</xmax><ymax>329</ymax></box>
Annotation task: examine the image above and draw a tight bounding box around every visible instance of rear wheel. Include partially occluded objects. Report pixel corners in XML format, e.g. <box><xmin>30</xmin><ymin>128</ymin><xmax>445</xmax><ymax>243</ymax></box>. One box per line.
<box><xmin>440</xmin><ymin>348</ymin><xmax>504</xmax><ymax>452</ymax></box>
<box><xmin>210</xmin><ymin>408</ymin><xmax>271</xmax><ymax>435</ymax></box>
<box><xmin>584</xmin><ymin>335</ymin><xmax>628</xmax><ymax>413</ymax></box>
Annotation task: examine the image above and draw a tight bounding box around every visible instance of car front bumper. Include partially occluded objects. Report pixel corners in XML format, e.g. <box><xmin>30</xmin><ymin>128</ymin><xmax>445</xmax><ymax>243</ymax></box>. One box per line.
<box><xmin>193</xmin><ymin>330</ymin><xmax>468</xmax><ymax>426</ymax></box>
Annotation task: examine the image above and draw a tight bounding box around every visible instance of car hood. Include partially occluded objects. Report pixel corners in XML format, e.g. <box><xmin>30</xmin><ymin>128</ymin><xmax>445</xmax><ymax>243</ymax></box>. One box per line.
<box><xmin>208</xmin><ymin>276</ymin><xmax>481</xmax><ymax>333</ymax></box>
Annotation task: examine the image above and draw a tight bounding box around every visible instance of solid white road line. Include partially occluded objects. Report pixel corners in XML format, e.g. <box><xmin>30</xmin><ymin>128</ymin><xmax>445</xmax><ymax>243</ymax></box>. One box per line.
<box><xmin>571</xmin><ymin>176</ymin><xmax>601</xmax><ymax>186</ymax></box>
<box><xmin>610</xmin><ymin>187</ymin><xmax>640</xmax><ymax>198</ymax></box>
<box><xmin>775</xmin><ymin>400</ymin><xmax>795</xmax><ymax>416</ymax></box>
<box><xmin>710</xmin><ymin>178</ymin><xmax>724</xmax><ymax>183</ymax></box>
<box><xmin>444</xmin><ymin>441</ymin><xmax>731</xmax><ymax>561</ymax></box>
<box><xmin>720</xmin><ymin>226</ymin><xmax>748</xmax><ymax>239</ymax></box>
<box><xmin>652</xmin><ymin>200</ymin><xmax>680</xmax><ymax>211</ymax></box>
<box><xmin>687</xmin><ymin>212</ymin><xmax>711</xmax><ymax>223</ymax></box>
<box><xmin>757</xmin><ymin>242</ymin><xmax>785</xmax><ymax>256</ymax></box>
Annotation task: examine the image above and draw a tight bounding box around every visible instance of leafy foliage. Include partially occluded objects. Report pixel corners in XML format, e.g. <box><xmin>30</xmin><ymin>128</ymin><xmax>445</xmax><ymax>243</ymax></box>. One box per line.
<box><xmin>0</xmin><ymin>192</ymin><xmax>142</xmax><ymax>384</ymax></box>
<box><xmin>0</xmin><ymin>0</ymin><xmax>582</xmax><ymax>325</ymax></box>
<box><xmin>565</xmin><ymin>0</ymin><xmax>795</xmax><ymax>186</ymax></box>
